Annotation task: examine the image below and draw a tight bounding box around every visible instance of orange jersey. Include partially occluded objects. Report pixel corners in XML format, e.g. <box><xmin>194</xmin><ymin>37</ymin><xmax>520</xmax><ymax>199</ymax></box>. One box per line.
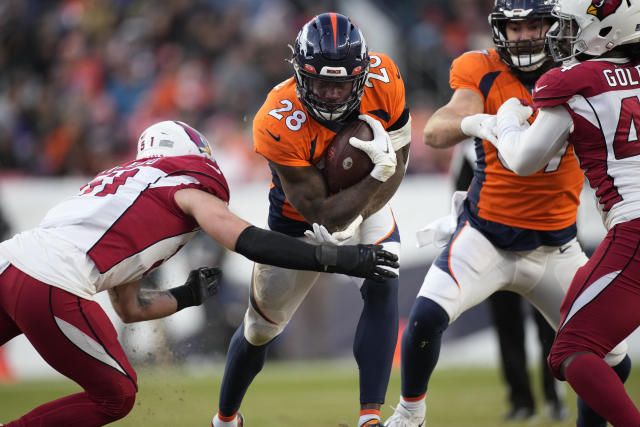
<box><xmin>451</xmin><ymin>48</ymin><xmax>583</xmax><ymax>230</ymax></box>
<box><xmin>253</xmin><ymin>52</ymin><xmax>408</xmax><ymax>235</ymax></box>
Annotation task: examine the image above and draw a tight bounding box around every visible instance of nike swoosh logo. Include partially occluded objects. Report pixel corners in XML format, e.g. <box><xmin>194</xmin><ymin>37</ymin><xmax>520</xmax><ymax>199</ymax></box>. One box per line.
<box><xmin>559</xmin><ymin>246</ymin><xmax>570</xmax><ymax>253</ymax></box>
<box><xmin>535</xmin><ymin>84</ymin><xmax>548</xmax><ymax>92</ymax></box>
<box><xmin>266</xmin><ymin>129</ymin><xmax>280</xmax><ymax>141</ymax></box>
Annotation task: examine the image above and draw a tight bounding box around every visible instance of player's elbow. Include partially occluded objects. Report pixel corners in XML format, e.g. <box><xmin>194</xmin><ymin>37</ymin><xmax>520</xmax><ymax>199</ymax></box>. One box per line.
<box><xmin>423</xmin><ymin>125</ymin><xmax>453</xmax><ymax>149</ymax></box>
<box><xmin>506</xmin><ymin>158</ymin><xmax>540</xmax><ymax>176</ymax></box>
<box><xmin>422</xmin><ymin>125</ymin><xmax>438</xmax><ymax>147</ymax></box>
<box><xmin>112</xmin><ymin>302</ymin><xmax>144</xmax><ymax>323</ymax></box>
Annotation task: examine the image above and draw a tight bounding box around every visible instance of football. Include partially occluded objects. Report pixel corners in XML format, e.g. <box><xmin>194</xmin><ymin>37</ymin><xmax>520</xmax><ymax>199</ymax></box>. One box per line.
<box><xmin>323</xmin><ymin>119</ymin><xmax>374</xmax><ymax>193</ymax></box>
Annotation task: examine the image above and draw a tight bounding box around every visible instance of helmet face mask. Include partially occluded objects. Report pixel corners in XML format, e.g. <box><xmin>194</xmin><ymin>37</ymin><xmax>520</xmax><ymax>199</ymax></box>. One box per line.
<box><xmin>547</xmin><ymin>0</ymin><xmax>640</xmax><ymax>62</ymax></box>
<box><xmin>292</xmin><ymin>13</ymin><xmax>369</xmax><ymax>122</ymax></box>
<box><xmin>490</xmin><ymin>0</ymin><xmax>557</xmax><ymax>71</ymax></box>
<box><xmin>136</xmin><ymin>121</ymin><xmax>213</xmax><ymax>161</ymax></box>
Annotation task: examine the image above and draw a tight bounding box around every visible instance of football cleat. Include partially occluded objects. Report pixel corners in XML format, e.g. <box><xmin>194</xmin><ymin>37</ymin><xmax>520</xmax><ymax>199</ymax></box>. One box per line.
<box><xmin>502</xmin><ymin>406</ymin><xmax>535</xmax><ymax>421</ymax></box>
<box><xmin>384</xmin><ymin>400</ymin><xmax>425</xmax><ymax>427</ymax></box>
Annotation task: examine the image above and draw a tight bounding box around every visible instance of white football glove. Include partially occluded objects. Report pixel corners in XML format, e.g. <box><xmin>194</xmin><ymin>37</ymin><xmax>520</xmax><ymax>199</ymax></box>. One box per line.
<box><xmin>460</xmin><ymin>113</ymin><xmax>498</xmax><ymax>144</ymax></box>
<box><xmin>304</xmin><ymin>215</ymin><xmax>363</xmax><ymax>246</ymax></box>
<box><xmin>349</xmin><ymin>115</ymin><xmax>396</xmax><ymax>182</ymax></box>
<box><xmin>497</xmin><ymin>97</ymin><xmax>534</xmax><ymax>127</ymax></box>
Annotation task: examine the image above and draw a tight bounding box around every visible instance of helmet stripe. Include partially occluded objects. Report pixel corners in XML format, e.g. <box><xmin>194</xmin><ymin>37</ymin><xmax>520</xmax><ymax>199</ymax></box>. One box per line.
<box><xmin>330</xmin><ymin>12</ymin><xmax>338</xmax><ymax>49</ymax></box>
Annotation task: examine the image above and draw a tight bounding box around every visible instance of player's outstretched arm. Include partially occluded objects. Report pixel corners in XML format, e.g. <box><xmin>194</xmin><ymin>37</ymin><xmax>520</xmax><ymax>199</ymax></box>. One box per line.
<box><xmin>174</xmin><ymin>188</ymin><xmax>399</xmax><ymax>281</ymax></box>
<box><xmin>108</xmin><ymin>267</ymin><xmax>221</xmax><ymax>323</ymax></box>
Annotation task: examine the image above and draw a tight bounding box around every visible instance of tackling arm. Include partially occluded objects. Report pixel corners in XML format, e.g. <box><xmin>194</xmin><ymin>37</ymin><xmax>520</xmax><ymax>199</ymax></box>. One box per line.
<box><xmin>173</xmin><ymin>188</ymin><xmax>399</xmax><ymax>281</ymax></box>
<box><xmin>423</xmin><ymin>88</ymin><xmax>485</xmax><ymax>148</ymax></box>
<box><xmin>108</xmin><ymin>267</ymin><xmax>221</xmax><ymax>323</ymax></box>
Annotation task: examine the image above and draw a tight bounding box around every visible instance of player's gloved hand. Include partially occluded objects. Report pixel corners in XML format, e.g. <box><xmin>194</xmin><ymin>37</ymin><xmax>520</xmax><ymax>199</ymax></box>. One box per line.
<box><xmin>349</xmin><ymin>114</ymin><xmax>396</xmax><ymax>182</ymax></box>
<box><xmin>170</xmin><ymin>267</ymin><xmax>222</xmax><ymax>311</ymax></box>
<box><xmin>186</xmin><ymin>267</ymin><xmax>222</xmax><ymax>304</ymax></box>
<box><xmin>497</xmin><ymin>97</ymin><xmax>534</xmax><ymax>127</ymax></box>
<box><xmin>315</xmin><ymin>243</ymin><xmax>399</xmax><ymax>282</ymax></box>
<box><xmin>461</xmin><ymin>113</ymin><xmax>498</xmax><ymax>144</ymax></box>
<box><xmin>304</xmin><ymin>215</ymin><xmax>363</xmax><ymax>245</ymax></box>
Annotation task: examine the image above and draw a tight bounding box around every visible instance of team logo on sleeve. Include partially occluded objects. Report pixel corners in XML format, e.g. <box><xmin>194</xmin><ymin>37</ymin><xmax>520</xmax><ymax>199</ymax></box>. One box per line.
<box><xmin>587</xmin><ymin>0</ymin><xmax>622</xmax><ymax>20</ymax></box>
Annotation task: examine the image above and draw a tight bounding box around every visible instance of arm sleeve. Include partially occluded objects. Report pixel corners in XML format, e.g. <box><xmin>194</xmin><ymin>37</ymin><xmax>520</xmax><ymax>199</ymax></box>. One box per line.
<box><xmin>234</xmin><ymin>226</ymin><xmax>327</xmax><ymax>271</ymax></box>
<box><xmin>494</xmin><ymin>106</ymin><xmax>574</xmax><ymax>176</ymax></box>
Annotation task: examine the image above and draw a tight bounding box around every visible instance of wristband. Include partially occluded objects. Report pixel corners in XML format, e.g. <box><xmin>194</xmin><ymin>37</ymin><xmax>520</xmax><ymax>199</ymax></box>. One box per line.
<box><xmin>169</xmin><ymin>284</ymin><xmax>197</xmax><ymax>312</ymax></box>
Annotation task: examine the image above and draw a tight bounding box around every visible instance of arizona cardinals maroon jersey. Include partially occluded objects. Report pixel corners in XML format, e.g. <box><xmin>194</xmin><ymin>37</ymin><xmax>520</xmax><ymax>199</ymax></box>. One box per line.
<box><xmin>534</xmin><ymin>58</ymin><xmax>640</xmax><ymax>229</ymax></box>
<box><xmin>0</xmin><ymin>155</ymin><xmax>229</xmax><ymax>299</ymax></box>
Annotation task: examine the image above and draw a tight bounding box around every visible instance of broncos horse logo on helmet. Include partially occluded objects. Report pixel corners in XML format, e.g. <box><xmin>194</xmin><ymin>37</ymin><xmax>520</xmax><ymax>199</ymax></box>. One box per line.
<box><xmin>291</xmin><ymin>12</ymin><xmax>370</xmax><ymax>122</ymax></box>
<box><xmin>587</xmin><ymin>0</ymin><xmax>623</xmax><ymax>20</ymax></box>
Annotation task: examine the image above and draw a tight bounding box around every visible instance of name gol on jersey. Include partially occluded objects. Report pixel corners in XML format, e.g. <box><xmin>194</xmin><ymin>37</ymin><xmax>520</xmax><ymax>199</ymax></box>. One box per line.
<box><xmin>603</xmin><ymin>66</ymin><xmax>640</xmax><ymax>87</ymax></box>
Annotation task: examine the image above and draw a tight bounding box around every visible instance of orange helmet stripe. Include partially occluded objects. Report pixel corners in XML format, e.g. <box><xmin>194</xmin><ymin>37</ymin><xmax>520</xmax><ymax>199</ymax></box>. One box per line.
<box><xmin>330</xmin><ymin>12</ymin><xmax>338</xmax><ymax>49</ymax></box>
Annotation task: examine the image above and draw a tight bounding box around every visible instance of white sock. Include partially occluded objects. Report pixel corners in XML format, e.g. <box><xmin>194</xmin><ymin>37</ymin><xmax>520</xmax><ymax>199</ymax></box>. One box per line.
<box><xmin>400</xmin><ymin>395</ymin><xmax>426</xmax><ymax>411</ymax></box>
<box><xmin>212</xmin><ymin>413</ymin><xmax>239</xmax><ymax>427</ymax></box>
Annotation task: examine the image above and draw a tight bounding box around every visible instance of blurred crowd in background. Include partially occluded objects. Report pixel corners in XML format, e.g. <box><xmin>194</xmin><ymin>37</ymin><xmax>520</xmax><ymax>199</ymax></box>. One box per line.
<box><xmin>0</xmin><ymin>0</ymin><xmax>495</xmax><ymax>184</ymax></box>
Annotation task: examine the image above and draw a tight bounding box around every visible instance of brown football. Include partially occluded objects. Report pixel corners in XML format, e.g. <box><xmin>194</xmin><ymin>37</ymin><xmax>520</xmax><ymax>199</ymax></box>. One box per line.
<box><xmin>323</xmin><ymin>119</ymin><xmax>374</xmax><ymax>193</ymax></box>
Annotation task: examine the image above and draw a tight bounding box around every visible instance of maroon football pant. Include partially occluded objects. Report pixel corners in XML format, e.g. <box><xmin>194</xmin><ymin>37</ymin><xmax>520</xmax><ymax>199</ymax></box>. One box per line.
<box><xmin>549</xmin><ymin>218</ymin><xmax>640</xmax><ymax>426</ymax></box>
<box><xmin>0</xmin><ymin>265</ymin><xmax>137</xmax><ymax>426</ymax></box>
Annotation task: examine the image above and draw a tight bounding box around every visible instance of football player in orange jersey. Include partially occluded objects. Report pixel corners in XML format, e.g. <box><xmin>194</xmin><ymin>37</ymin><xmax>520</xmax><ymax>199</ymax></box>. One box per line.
<box><xmin>209</xmin><ymin>12</ymin><xmax>411</xmax><ymax>427</ymax></box>
<box><xmin>384</xmin><ymin>1</ymin><xmax>630</xmax><ymax>427</ymax></box>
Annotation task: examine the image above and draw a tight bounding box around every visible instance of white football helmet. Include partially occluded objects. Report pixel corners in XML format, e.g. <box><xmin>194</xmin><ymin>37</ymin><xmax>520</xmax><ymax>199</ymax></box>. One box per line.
<box><xmin>547</xmin><ymin>0</ymin><xmax>640</xmax><ymax>61</ymax></box>
<box><xmin>136</xmin><ymin>120</ymin><xmax>213</xmax><ymax>160</ymax></box>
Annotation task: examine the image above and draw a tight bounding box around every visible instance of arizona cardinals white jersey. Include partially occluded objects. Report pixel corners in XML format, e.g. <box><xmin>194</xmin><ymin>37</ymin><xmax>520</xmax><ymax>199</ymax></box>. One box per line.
<box><xmin>0</xmin><ymin>155</ymin><xmax>229</xmax><ymax>299</ymax></box>
<box><xmin>533</xmin><ymin>58</ymin><xmax>640</xmax><ymax>230</ymax></box>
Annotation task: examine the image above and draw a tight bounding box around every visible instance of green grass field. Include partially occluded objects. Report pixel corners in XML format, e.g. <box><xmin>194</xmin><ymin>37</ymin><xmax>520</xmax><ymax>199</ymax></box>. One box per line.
<box><xmin>0</xmin><ymin>360</ymin><xmax>637</xmax><ymax>426</ymax></box>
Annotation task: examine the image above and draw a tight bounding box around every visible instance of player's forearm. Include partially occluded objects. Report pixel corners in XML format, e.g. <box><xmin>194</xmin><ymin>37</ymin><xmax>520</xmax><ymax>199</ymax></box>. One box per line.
<box><xmin>495</xmin><ymin>107</ymin><xmax>572</xmax><ymax>175</ymax></box>
<box><xmin>423</xmin><ymin>108</ymin><xmax>468</xmax><ymax>149</ymax></box>
<box><xmin>109</xmin><ymin>285</ymin><xmax>178</xmax><ymax>323</ymax></box>
<box><xmin>317</xmin><ymin>174</ymin><xmax>395</xmax><ymax>231</ymax></box>
<box><xmin>362</xmin><ymin>145</ymin><xmax>408</xmax><ymax>218</ymax></box>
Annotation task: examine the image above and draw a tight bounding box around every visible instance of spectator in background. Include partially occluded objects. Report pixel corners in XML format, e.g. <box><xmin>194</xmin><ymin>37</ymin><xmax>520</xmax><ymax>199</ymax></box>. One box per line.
<box><xmin>0</xmin><ymin>0</ymin><xmax>497</xmax><ymax>180</ymax></box>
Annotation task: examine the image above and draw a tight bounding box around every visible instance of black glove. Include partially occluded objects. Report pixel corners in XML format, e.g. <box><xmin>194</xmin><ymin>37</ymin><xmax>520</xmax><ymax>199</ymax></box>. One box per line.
<box><xmin>170</xmin><ymin>267</ymin><xmax>222</xmax><ymax>311</ymax></box>
<box><xmin>316</xmin><ymin>244</ymin><xmax>399</xmax><ymax>282</ymax></box>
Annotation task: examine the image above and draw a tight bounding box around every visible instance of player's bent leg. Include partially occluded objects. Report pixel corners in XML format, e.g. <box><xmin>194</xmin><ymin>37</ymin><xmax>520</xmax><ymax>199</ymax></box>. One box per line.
<box><xmin>561</xmin><ymin>352</ymin><xmax>640</xmax><ymax>427</ymax></box>
<box><xmin>7</xmin><ymin>278</ymin><xmax>137</xmax><ymax>426</ymax></box>
<box><xmin>214</xmin><ymin>263</ymin><xmax>319</xmax><ymax>424</ymax></box>
<box><xmin>245</xmin><ymin>263</ymin><xmax>320</xmax><ymax>345</ymax></box>
<box><xmin>384</xmin><ymin>297</ymin><xmax>448</xmax><ymax>427</ymax></box>
<box><xmin>216</xmin><ymin>323</ymin><xmax>269</xmax><ymax>422</ymax></box>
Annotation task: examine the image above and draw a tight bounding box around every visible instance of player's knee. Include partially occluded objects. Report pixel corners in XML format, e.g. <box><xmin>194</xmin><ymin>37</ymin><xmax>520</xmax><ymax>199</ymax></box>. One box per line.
<box><xmin>547</xmin><ymin>348</ymin><xmax>567</xmax><ymax>379</ymax></box>
<box><xmin>360</xmin><ymin>277</ymin><xmax>398</xmax><ymax>304</ymax></box>
<box><xmin>95</xmin><ymin>379</ymin><xmax>137</xmax><ymax>422</ymax></box>
<box><xmin>406</xmin><ymin>297</ymin><xmax>449</xmax><ymax>338</ymax></box>
<box><xmin>244</xmin><ymin>318</ymin><xmax>283</xmax><ymax>346</ymax></box>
